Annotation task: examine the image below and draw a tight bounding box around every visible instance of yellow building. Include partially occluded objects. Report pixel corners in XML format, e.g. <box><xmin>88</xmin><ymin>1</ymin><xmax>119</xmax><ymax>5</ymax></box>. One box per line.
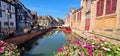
<box><xmin>65</xmin><ymin>0</ymin><xmax>120</xmax><ymax>40</ymax></box>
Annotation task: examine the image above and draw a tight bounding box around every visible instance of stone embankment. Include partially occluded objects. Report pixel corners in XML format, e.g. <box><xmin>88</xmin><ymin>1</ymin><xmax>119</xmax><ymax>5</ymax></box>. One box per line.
<box><xmin>5</xmin><ymin>27</ymin><xmax>53</xmax><ymax>45</ymax></box>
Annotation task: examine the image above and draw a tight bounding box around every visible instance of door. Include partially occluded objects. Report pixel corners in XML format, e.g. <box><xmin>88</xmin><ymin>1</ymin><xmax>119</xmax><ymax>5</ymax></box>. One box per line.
<box><xmin>85</xmin><ymin>18</ymin><xmax>90</xmax><ymax>31</ymax></box>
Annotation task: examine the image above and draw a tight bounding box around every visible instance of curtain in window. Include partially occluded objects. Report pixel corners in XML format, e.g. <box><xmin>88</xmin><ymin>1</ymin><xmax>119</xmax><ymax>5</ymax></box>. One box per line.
<box><xmin>74</xmin><ymin>14</ymin><xmax>76</xmax><ymax>21</ymax></box>
<box><xmin>106</xmin><ymin>0</ymin><xmax>117</xmax><ymax>14</ymax></box>
<box><xmin>77</xmin><ymin>11</ymin><xmax>81</xmax><ymax>21</ymax></box>
<box><xmin>112</xmin><ymin>0</ymin><xmax>117</xmax><ymax>13</ymax></box>
<box><xmin>77</xmin><ymin>13</ymin><xmax>79</xmax><ymax>21</ymax></box>
<box><xmin>96</xmin><ymin>0</ymin><xmax>104</xmax><ymax>16</ymax></box>
<box><xmin>79</xmin><ymin>12</ymin><xmax>81</xmax><ymax>21</ymax></box>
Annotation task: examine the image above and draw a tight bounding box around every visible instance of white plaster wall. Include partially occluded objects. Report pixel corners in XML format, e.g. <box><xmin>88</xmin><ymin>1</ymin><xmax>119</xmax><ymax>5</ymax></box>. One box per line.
<box><xmin>0</xmin><ymin>1</ymin><xmax>16</xmax><ymax>31</ymax></box>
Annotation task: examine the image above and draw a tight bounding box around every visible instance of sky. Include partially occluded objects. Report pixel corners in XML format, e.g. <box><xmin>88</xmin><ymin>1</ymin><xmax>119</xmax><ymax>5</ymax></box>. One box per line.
<box><xmin>20</xmin><ymin>0</ymin><xmax>80</xmax><ymax>19</ymax></box>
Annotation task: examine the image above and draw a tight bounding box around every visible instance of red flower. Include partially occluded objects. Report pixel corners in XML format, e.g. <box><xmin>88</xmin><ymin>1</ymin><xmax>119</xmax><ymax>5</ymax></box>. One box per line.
<box><xmin>94</xmin><ymin>35</ymin><xmax>97</xmax><ymax>38</ymax></box>
<box><xmin>103</xmin><ymin>49</ymin><xmax>107</xmax><ymax>53</ymax></box>
<box><xmin>57</xmin><ymin>48</ymin><xmax>63</xmax><ymax>52</ymax></box>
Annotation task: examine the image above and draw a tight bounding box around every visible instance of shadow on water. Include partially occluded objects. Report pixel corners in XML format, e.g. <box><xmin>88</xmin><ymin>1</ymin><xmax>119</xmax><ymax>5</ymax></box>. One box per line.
<box><xmin>18</xmin><ymin>28</ymin><xmax>65</xmax><ymax>56</ymax></box>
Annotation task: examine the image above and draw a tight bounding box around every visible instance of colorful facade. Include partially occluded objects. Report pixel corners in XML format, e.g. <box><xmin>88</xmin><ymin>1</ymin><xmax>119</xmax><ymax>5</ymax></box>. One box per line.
<box><xmin>37</xmin><ymin>16</ymin><xmax>53</xmax><ymax>28</ymax></box>
<box><xmin>0</xmin><ymin>0</ymin><xmax>16</xmax><ymax>32</ymax></box>
<box><xmin>14</xmin><ymin>0</ymin><xmax>33</xmax><ymax>30</ymax></box>
<box><xmin>65</xmin><ymin>0</ymin><xmax>120</xmax><ymax>40</ymax></box>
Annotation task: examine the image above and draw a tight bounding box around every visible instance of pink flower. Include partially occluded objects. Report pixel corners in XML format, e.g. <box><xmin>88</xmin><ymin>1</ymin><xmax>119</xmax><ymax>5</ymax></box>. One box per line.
<box><xmin>78</xmin><ymin>51</ymin><xmax>85</xmax><ymax>56</ymax></box>
<box><xmin>84</xmin><ymin>45</ymin><xmax>91</xmax><ymax>49</ymax></box>
<box><xmin>57</xmin><ymin>48</ymin><xmax>63</xmax><ymax>52</ymax></box>
<box><xmin>0</xmin><ymin>47</ymin><xmax>5</xmax><ymax>53</ymax></box>
<box><xmin>87</xmin><ymin>49</ymin><xmax>93</xmax><ymax>56</ymax></box>
<box><xmin>98</xmin><ymin>54</ymin><xmax>102</xmax><ymax>56</ymax></box>
<box><xmin>74</xmin><ymin>40</ymin><xmax>80</xmax><ymax>46</ymax></box>
<box><xmin>0</xmin><ymin>41</ymin><xmax>6</xmax><ymax>47</ymax></box>
<box><xmin>99</xmin><ymin>39</ymin><xmax>104</xmax><ymax>43</ymax></box>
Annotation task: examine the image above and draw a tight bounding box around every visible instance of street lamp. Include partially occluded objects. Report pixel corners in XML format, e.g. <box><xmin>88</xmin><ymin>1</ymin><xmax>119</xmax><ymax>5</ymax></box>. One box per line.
<box><xmin>6</xmin><ymin>9</ymin><xmax>10</xmax><ymax>33</ymax></box>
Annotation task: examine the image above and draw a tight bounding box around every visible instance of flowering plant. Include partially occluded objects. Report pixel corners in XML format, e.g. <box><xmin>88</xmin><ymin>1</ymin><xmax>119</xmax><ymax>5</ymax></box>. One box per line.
<box><xmin>54</xmin><ymin>35</ymin><xmax>120</xmax><ymax>56</ymax></box>
<box><xmin>0</xmin><ymin>40</ymin><xmax>21</xmax><ymax>56</ymax></box>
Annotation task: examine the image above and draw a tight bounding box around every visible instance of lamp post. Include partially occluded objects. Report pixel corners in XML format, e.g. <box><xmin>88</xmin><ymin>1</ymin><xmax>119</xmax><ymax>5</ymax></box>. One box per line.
<box><xmin>6</xmin><ymin>9</ymin><xmax>10</xmax><ymax>33</ymax></box>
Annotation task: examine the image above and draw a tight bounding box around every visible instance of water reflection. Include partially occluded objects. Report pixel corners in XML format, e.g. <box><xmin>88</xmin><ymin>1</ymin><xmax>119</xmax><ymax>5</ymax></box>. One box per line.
<box><xmin>19</xmin><ymin>28</ymin><xmax>65</xmax><ymax>56</ymax></box>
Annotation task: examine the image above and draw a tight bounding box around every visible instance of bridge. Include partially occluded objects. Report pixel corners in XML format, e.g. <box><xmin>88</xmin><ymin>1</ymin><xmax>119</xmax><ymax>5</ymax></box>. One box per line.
<box><xmin>53</xmin><ymin>25</ymin><xmax>70</xmax><ymax>28</ymax></box>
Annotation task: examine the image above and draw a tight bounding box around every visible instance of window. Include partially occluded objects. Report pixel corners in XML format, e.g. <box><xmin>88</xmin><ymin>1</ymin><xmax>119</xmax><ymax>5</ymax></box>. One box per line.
<box><xmin>9</xmin><ymin>13</ymin><xmax>12</xmax><ymax>18</ymax></box>
<box><xmin>0</xmin><ymin>9</ymin><xmax>2</xmax><ymax>17</ymax></box>
<box><xmin>112</xmin><ymin>0</ymin><xmax>117</xmax><ymax>13</ymax></box>
<box><xmin>85</xmin><ymin>12</ymin><xmax>91</xmax><ymax>31</ymax></box>
<box><xmin>86</xmin><ymin>0</ymin><xmax>91</xmax><ymax>11</ymax></box>
<box><xmin>85</xmin><ymin>19</ymin><xmax>90</xmax><ymax>31</ymax></box>
<box><xmin>86</xmin><ymin>12</ymin><xmax>90</xmax><ymax>19</ymax></box>
<box><xmin>72</xmin><ymin>15</ymin><xmax>76</xmax><ymax>22</ymax></box>
<box><xmin>77</xmin><ymin>13</ymin><xmax>79</xmax><ymax>21</ymax></box>
<box><xmin>7</xmin><ymin>4</ymin><xmax>11</xmax><ymax>10</ymax></box>
<box><xmin>74</xmin><ymin>14</ymin><xmax>76</xmax><ymax>21</ymax></box>
<box><xmin>77</xmin><ymin>11</ymin><xmax>81</xmax><ymax>21</ymax></box>
<box><xmin>106</xmin><ymin>0</ymin><xmax>117</xmax><ymax>14</ymax></box>
<box><xmin>96</xmin><ymin>0</ymin><xmax>104</xmax><ymax>16</ymax></box>
<box><xmin>4</xmin><ymin>22</ymin><xmax>9</xmax><ymax>26</ymax></box>
<box><xmin>10</xmin><ymin>22</ymin><xmax>14</xmax><ymax>26</ymax></box>
<box><xmin>106</xmin><ymin>0</ymin><xmax>110</xmax><ymax>14</ymax></box>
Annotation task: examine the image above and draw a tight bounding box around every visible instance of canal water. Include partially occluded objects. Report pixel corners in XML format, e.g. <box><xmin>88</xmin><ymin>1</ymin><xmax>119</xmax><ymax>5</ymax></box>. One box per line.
<box><xmin>20</xmin><ymin>28</ymin><xmax>67</xmax><ymax>56</ymax></box>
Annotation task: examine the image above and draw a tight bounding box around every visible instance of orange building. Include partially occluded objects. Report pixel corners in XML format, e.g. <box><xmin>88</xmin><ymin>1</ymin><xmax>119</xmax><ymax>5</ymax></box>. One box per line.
<box><xmin>64</xmin><ymin>0</ymin><xmax>120</xmax><ymax>40</ymax></box>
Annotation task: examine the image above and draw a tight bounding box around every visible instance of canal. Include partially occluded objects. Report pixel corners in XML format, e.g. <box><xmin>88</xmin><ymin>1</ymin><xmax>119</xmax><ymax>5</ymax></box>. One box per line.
<box><xmin>19</xmin><ymin>28</ymin><xmax>67</xmax><ymax>56</ymax></box>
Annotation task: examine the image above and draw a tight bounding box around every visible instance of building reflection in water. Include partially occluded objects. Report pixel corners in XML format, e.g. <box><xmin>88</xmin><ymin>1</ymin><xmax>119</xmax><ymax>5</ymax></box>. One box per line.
<box><xmin>18</xmin><ymin>28</ymin><xmax>64</xmax><ymax>56</ymax></box>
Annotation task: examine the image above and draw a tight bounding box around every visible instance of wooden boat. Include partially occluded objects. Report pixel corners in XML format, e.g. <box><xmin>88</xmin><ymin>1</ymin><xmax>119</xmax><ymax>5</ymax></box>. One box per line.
<box><xmin>62</xmin><ymin>27</ymin><xmax>72</xmax><ymax>34</ymax></box>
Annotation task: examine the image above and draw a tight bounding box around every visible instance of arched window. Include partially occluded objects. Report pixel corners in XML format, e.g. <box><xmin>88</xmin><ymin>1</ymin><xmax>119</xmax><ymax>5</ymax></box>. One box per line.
<box><xmin>96</xmin><ymin>0</ymin><xmax>104</xmax><ymax>16</ymax></box>
<box><xmin>106</xmin><ymin>0</ymin><xmax>117</xmax><ymax>14</ymax></box>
